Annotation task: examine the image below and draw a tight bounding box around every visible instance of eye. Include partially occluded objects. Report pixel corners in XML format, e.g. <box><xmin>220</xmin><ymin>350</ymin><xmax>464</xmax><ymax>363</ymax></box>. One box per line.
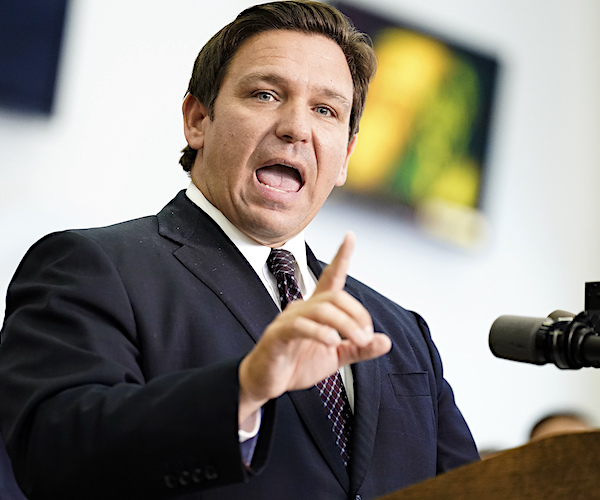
<box><xmin>315</xmin><ymin>105</ymin><xmax>335</xmax><ymax>118</ymax></box>
<box><xmin>254</xmin><ymin>91</ymin><xmax>276</xmax><ymax>102</ymax></box>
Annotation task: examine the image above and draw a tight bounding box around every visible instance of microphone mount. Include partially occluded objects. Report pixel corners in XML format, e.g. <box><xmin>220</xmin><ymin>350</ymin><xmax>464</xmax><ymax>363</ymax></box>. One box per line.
<box><xmin>489</xmin><ymin>282</ymin><xmax>600</xmax><ymax>369</ymax></box>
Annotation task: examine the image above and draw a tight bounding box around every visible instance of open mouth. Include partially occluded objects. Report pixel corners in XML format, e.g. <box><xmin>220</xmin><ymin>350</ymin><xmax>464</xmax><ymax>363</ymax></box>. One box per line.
<box><xmin>256</xmin><ymin>164</ymin><xmax>303</xmax><ymax>193</ymax></box>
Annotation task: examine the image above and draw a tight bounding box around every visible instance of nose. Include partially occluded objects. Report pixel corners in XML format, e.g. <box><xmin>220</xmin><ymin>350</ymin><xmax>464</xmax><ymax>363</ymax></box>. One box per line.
<box><xmin>275</xmin><ymin>102</ymin><xmax>310</xmax><ymax>143</ymax></box>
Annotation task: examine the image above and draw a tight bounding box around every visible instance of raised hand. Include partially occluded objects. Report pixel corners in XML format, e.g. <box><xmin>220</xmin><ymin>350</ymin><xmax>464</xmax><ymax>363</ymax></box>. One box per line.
<box><xmin>238</xmin><ymin>233</ymin><xmax>392</xmax><ymax>425</ymax></box>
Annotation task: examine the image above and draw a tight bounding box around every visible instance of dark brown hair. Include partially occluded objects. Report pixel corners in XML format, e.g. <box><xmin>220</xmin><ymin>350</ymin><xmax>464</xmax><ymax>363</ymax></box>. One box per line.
<box><xmin>179</xmin><ymin>0</ymin><xmax>377</xmax><ymax>171</ymax></box>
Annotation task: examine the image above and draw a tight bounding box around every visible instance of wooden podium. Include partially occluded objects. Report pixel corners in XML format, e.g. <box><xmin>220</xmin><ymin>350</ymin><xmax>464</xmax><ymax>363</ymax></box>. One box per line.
<box><xmin>378</xmin><ymin>431</ymin><xmax>600</xmax><ymax>499</ymax></box>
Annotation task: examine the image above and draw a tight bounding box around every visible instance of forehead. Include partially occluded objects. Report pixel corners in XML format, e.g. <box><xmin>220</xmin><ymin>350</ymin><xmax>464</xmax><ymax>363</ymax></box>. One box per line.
<box><xmin>223</xmin><ymin>29</ymin><xmax>353</xmax><ymax>99</ymax></box>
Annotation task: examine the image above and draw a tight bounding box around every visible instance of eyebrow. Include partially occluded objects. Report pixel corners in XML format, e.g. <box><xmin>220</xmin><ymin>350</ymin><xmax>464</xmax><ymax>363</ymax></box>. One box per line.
<box><xmin>238</xmin><ymin>72</ymin><xmax>352</xmax><ymax>111</ymax></box>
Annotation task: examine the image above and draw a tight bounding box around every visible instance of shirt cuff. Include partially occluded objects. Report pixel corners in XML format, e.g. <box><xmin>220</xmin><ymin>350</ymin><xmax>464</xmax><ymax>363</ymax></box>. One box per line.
<box><xmin>238</xmin><ymin>408</ymin><xmax>262</xmax><ymax>443</ymax></box>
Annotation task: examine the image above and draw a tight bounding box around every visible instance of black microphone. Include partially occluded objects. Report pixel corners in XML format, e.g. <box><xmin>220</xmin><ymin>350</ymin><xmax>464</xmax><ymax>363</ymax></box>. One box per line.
<box><xmin>489</xmin><ymin>310</ymin><xmax>600</xmax><ymax>369</ymax></box>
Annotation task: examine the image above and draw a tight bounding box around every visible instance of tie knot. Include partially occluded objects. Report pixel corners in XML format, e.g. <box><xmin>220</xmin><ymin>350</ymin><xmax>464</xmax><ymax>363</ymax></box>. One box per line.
<box><xmin>267</xmin><ymin>249</ymin><xmax>303</xmax><ymax>310</ymax></box>
<box><xmin>267</xmin><ymin>249</ymin><xmax>296</xmax><ymax>277</ymax></box>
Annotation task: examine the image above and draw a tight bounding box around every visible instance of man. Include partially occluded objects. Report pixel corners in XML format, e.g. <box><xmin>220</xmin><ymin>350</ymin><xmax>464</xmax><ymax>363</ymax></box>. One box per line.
<box><xmin>0</xmin><ymin>2</ymin><xmax>479</xmax><ymax>499</ymax></box>
<box><xmin>529</xmin><ymin>412</ymin><xmax>595</xmax><ymax>441</ymax></box>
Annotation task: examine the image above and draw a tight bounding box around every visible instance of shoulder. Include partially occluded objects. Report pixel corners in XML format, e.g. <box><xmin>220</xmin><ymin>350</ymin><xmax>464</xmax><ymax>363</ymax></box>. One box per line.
<box><xmin>17</xmin><ymin>190</ymin><xmax>194</xmax><ymax>269</ymax></box>
<box><xmin>19</xmin><ymin>215</ymin><xmax>160</xmax><ymax>264</ymax></box>
<box><xmin>7</xmin><ymin>216</ymin><xmax>155</xmax><ymax>284</ymax></box>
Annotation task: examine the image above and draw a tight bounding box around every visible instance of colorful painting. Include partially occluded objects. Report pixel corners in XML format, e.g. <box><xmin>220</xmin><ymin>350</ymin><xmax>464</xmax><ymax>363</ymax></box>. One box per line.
<box><xmin>333</xmin><ymin>3</ymin><xmax>499</xmax><ymax>247</ymax></box>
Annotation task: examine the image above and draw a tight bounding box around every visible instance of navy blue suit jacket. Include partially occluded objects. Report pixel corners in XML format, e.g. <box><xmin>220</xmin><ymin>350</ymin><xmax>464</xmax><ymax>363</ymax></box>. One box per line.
<box><xmin>0</xmin><ymin>191</ymin><xmax>478</xmax><ymax>499</ymax></box>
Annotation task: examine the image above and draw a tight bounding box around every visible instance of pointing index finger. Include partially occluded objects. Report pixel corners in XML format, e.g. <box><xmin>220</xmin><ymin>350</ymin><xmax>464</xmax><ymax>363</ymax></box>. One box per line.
<box><xmin>315</xmin><ymin>232</ymin><xmax>355</xmax><ymax>294</ymax></box>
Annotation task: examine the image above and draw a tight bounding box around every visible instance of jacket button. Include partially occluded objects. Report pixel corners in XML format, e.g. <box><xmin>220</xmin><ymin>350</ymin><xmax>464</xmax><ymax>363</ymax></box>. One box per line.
<box><xmin>355</xmin><ymin>495</ymin><xmax>362</xmax><ymax>500</ymax></box>
<box><xmin>178</xmin><ymin>470</ymin><xmax>191</xmax><ymax>486</ymax></box>
<box><xmin>191</xmin><ymin>468</ymin><xmax>204</xmax><ymax>484</ymax></box>
<box><xmin>205</xmin><ymin>465</ymin><xmax>218</xmax><ymax>481</ymax></box>
<box><xmin>164</xmin><ymin>474</ymin><xmax>178</xmax><ymax>489</ymax></box>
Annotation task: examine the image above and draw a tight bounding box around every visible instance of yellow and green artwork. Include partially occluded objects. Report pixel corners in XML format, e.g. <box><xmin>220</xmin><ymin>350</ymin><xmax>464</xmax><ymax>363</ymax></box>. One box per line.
<box><xmin>334</xmin><ymin>3</ymin><xmax>499</xmax><ymax>247</ymax></box>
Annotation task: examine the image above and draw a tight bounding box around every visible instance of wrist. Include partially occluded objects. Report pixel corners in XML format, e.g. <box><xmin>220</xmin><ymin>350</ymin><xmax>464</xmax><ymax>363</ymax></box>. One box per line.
<box><xmin>238</xmin><ymin>355</ymin><xmax>269</xmax><ymax>426</ymax></box>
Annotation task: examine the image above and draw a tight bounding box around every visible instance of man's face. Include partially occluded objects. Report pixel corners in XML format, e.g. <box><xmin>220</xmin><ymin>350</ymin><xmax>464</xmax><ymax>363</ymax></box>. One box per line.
<box><xmin>185</xmin><ymin>30</ymin><xmax>356</xmax><ymax>247</ymax></box>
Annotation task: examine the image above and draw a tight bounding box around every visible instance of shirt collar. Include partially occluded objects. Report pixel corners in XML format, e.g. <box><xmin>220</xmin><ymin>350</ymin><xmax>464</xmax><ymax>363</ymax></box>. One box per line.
<box><xmin>185</xmin><ymin>181</ymin><xmax>309</xmax><ymax>281</ymax></box>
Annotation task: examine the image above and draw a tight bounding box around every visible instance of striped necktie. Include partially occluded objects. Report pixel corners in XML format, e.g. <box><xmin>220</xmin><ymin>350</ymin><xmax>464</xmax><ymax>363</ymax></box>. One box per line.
<box><xmin>267</xmin><ymin>248</ymin><xmax>353</xmax><ymax>466</ymax></box>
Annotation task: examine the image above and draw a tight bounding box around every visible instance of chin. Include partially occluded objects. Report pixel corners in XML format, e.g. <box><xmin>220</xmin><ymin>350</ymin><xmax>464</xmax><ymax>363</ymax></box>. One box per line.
<box><xmin>238</xmin><ymin>206</ymin><xmax>309</xmax><ymax>245</ymax></box>
<box><xmin>250</xmin><ymin>224</ymin><xmax>300</xmax><ymax>247</ymax></box>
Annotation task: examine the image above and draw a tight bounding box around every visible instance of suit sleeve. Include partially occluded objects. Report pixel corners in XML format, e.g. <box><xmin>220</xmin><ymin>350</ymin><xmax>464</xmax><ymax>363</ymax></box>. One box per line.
<box><xmin>0</xmin><ymin>231</ymin><xmax>271</xmax><ymax>499</ymax></box>
<box><xmin>412</xmin><ymin>313</ymin><xmax>480</xmax><ymax>472</ymax></box>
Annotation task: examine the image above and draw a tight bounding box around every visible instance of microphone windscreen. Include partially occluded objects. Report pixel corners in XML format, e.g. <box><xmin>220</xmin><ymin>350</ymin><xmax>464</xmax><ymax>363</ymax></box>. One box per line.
<box><xmin>489</xmin><ymin>315</ymin><xmax>547</xmax><ymax>364</ymax></box>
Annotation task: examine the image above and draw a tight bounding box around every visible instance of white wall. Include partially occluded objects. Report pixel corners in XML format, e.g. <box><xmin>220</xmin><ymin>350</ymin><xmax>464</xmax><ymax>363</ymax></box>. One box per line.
<box><xmin>1</xmin><ymin>0</ymin><xmax>599</xmax><ymax>453</ymax></box>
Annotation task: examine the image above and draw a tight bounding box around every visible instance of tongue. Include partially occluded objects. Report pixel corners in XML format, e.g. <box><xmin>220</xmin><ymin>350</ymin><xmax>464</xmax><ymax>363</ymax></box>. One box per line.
<box><xmin>256</xmin><ymin>165</ymin><xmax>302</xmax><ymax>192</ymax></box>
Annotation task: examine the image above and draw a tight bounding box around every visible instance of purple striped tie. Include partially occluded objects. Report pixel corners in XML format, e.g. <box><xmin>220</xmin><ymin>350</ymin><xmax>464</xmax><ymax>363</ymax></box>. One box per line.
<box><xmin>267</xmin><ymin>248</ymin><xmax>353</xmax><ymax>466</ymax></box>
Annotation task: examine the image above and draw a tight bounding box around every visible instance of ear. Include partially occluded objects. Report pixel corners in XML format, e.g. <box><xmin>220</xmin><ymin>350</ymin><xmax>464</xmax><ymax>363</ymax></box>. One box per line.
<box><xmin>335</xmin><ymin>134</ymin><xmax>358</xmax><ymax>187</ymax></box>
<box><xmin>182</xmin><ymin>94</ymin><xmax>209</xmax><ymax>150</ymax></box>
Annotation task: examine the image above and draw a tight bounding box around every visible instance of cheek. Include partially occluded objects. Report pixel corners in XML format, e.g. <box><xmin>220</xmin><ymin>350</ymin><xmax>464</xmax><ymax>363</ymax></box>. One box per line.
<box><xmin>214</xmin><ymin>116</ymin><xmax>260</xmax><ymax>162</ymax></box>
<box><xmin>204</xmin><ymin>124</ymin><xmax>240</xmax><ymax>170</ymax></box>
<box><xmin>316</xmin><ymin>142</ymin><xmax>351</xmax><ymax>186</ymax></box>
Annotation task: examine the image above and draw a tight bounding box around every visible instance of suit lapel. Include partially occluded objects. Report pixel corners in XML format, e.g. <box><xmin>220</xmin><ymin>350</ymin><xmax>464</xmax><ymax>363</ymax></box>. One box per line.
<box><xmin>308</xmin><ymin>247</ymin><xmax>382</xmax><ymax>495</ymax></box>
<box><xmin>157</xmin><ymin>191</ymin><xmax>278</xmax><ymax>343</ymax></box>
<box><xmin>348</xmin><ymin>358</ymin><xmax>381</xmax><ymax>495</ymax></box>
<box><xmin>286</xmin><ymin>388</ymin><xmax>350</xmax><ymax>490</ymax></box>
<box><xmin>284</xmin><ymin>247</ymin><xmax>350</xmax><ymax>491</ymax></box>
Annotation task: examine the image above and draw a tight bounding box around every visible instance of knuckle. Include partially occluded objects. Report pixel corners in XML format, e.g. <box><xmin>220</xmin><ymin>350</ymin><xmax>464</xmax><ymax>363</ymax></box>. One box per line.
<box><xmin>287</xmin><ymin>315</ymin><xmax>306</xmax><ymax>332</ymax></box>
